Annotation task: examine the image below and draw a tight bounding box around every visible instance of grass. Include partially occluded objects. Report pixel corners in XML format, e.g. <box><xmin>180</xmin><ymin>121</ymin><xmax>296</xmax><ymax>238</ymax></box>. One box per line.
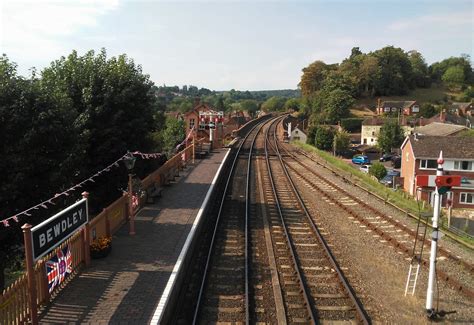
<box><xmin>294</xmin><ymin>142</ymin><xmax>474</xmax><ymax>247</ymax></box>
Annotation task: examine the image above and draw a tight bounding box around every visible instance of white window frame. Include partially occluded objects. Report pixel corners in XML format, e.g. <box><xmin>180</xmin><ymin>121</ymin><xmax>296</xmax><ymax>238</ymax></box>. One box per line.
<box><xmin>454</xmin><ymin>160</ymin><xmax>474</xmax><ymax>171</ymax></box>
<box><xmin>459</xmin><ymin>192</ymin><xmax>474</xmax><ymax>205</ymax></box>
<box><xmin>420</xmin><ymin>159</ymin><xmax>437</xmax><ymax>170</ymax></box>
<box><xmin>189</xmin><ymin>118</ymin><xmax>195</xmax><ymax>130</ymax></box>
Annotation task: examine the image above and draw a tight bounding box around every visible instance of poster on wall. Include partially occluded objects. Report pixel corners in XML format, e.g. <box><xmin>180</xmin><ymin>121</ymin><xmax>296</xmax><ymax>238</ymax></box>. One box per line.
<box><xmin>46</xmin><ymin>245</ymin><xmax>72</xmax><ymax>293</ymax></box>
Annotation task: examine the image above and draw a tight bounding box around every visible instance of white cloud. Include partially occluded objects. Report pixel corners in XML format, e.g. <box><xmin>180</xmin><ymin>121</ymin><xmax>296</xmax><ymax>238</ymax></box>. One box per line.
<box><xmin>1</xmin><ymin>0</ymin><xmax>119</xmax><ymax>67</ymax></box>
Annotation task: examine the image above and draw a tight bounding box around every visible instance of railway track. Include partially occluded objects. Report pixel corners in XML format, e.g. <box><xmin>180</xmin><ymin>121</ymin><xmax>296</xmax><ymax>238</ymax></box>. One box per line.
<box><xmin>276</xmin><ymin>120</ymin><xmax>474</xmax><ymax>298</ymax></box>
<box><xmin>260</xmin><ymin>118</ymin><xmax>370</xmax><ymax>323</ymax></box>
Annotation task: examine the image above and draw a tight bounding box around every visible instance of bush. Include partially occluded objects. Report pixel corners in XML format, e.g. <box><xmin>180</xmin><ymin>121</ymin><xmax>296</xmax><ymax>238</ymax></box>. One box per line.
<box><xmin>369</xmin><ymin>162</ymin><xmax>387</xmax><ymax>180</ymax></box>
<box><xmin>340</xmin><ymin>118</ymin><xmax>363</xmax><ymax>132</ymax></box>
<box><xmin>315</xmin><ymin>126</ymin><xmax>335</xmax><ymax>151</ymax></box>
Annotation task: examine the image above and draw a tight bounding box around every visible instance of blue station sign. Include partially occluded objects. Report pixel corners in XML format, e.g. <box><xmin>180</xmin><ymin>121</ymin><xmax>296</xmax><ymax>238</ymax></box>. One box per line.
<box><xmin>31</xmin><ymin>198</ymin><xmax>88</xmax><ymax>261</ymax></box>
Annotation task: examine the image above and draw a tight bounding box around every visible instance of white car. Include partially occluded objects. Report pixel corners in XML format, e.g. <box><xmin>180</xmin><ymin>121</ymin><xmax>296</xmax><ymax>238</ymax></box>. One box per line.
<box><xmin>359</xmin><ymin>164</ymin><xmax>370</xmax><ymax>173</ymax></box>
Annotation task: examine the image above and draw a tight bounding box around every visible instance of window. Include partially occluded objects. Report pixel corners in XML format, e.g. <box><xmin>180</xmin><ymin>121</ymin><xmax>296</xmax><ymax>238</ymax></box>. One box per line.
<box><xmin>372</xmin><ymin>131</ymin><xmax>375</xmax><ymax>136</ymax></box>
<box><xmin>295</xmin><ymin>130</ymin><xmax>299</xmax><ymax>134</ymax></box>
<box><xmin>363</xmin><ymin>138</ymin><xmax>367</xmax><ymax>144</ymax></box>
<box><xmin>371</xmin><ymin>138</ymin><xmax>374</xmax><ymax>142</ymax></box>
<box><xmin>420</xmin><ymin>159</ymin><xmax>437</xmax><ymax>169</ymax></box>
<box><xmin>454</xmin><ymin>161</ymin><xmax>473</xmax><ymax>171</ymax></box>
<box><xmin>189</xmin><ymin>118</ymin><xmax>195</xmax><ymax>130</ymax></box>
<box><xmin>460</xmin><ymin>192</ymin><xmax>474</xmax><ymax>204</ymax></box>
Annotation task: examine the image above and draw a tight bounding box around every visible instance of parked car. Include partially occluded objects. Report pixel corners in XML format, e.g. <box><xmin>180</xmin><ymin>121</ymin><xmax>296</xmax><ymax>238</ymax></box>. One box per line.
<box><xmin>380</xmin><ymin>170</ymin><xmax>400</xmax><ymax>186</ymax></box>
<box><xmin>359</xmin><ymin>164</ymin><xmax>371</xmax><ymax>173</ymax></box>
<box><xmin>379</xmin><ymin>153</ymin><xmax>394</xmax><ymax>162</ymax></box>
<box><xmin>352</xmin><ymin>155</ymin><xmax>370</xmax><ymax>165</ymax></box>
<box><xmin>391</xmin><ymin>156</ymin><xmax>401</xmax><ymax>168</ymax></box>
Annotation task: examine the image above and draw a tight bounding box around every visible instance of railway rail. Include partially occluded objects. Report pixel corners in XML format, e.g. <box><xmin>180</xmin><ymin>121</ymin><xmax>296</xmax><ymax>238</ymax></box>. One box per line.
<box><xmin>261</xmin><ymin>118</ymin><xmax>370</xmax><ymax>324</ymax></box>
<box><xmin>276</xmin><ymin>120</ymin><xmax>474</xmax><ymax>299</ymax></box>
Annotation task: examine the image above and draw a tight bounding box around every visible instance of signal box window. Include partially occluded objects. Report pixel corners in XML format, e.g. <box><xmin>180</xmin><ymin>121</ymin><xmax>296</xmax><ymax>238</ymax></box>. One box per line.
<box><xmin>190</xmin><ymin>118</ymin><xmax>195</xmax><ymax>130</ymax></box>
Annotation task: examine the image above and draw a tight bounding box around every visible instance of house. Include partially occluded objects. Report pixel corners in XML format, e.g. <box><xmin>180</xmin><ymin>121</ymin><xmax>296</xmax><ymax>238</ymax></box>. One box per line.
<box><xmin>424</xmin><ymin>110</ymin><xmax>474</xmax><ymax>129</ymax></box>
<box><xmin>282</xmin><ymin>117</ymin><xmax>308</xmax><ymax>143</ymax></box>
<box><xmin>376</xmin><ymin>99</ymin><xmax>419</xmax><ymax>116</ymax></box>
<box><xmin>414</xmin><ymin>122</ymin><xmax>468</xmax><ymax>136</ymax></box>
<box><xmin>361</xmin><ymin>117</ymin><xmax>413</xmax><ymax>145</ymax></box>
<box><xmin>449</xmin><ymin>102</ymin><xmax>473</xmax><ymax>117</ymax></box>
<box><xmin>400</xmin><ymin>134</ymin><xmax>474</xmax><ymax>209</ymax></box>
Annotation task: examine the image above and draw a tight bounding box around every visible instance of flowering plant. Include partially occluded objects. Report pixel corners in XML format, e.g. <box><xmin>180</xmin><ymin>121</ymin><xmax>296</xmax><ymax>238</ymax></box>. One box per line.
<box><xmin>90</xmin><ymin>236</ymin><xmax>112</xmax><ymax>252</ymax></box>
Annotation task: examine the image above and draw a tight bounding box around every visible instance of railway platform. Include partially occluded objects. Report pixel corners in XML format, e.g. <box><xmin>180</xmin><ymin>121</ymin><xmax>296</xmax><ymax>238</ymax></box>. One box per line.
<box><xmin>38</xmin><ymin>149</ymin><xmax>229</xmax><ymax>324</ymax></box>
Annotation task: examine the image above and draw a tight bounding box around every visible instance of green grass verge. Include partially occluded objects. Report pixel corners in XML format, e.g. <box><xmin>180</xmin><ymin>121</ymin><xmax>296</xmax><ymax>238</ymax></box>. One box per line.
<box><xmin>294</xmin><ymin>142</ymin><xmax>474</xmax><ymax>247</ymax></box>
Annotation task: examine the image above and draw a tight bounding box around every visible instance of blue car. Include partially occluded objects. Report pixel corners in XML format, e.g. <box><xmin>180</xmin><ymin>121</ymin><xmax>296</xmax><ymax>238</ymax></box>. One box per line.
<box><xmin>352</xmin><ymin>155</ymin><xmax>370</xmax><ymax>165</ymax></box>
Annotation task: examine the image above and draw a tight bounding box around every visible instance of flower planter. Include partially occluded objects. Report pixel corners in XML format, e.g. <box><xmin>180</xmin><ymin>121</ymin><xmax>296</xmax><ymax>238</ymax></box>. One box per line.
<box><xmin>91</xmin><ymin>244</ymin><xmax>112</xmax><ymax>259</ymax></box>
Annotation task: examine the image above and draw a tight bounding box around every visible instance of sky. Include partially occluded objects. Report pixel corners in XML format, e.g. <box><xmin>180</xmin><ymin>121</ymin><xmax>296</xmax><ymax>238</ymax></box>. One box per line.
<box><xmin>0</xmin><ymin>0</ymin><xmax>473</xmax><ymax>91</ymax></box>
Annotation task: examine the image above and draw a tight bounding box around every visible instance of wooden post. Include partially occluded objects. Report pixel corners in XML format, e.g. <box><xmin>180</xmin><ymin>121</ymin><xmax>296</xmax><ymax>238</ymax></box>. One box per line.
<box><xmin>22</xmin><ymin>223</ymin><xmax>38</xmax><ymax>325</ymax></box>
<box><xmin>82</xmin><ymin>192</ymin><xmax>91</xmax><ymax>267</ymax></box>
<box><xmin>192</xmin><ymin>134</ymin><xmax>195</xmax><ymax>164</ymax></box>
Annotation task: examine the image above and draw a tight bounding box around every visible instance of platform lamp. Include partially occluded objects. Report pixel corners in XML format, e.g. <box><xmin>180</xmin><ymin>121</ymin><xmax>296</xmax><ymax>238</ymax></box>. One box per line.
<box><xmin>123</xmin><ymin>151</ymin><xmax>137</xmax><ymax>235</ymax></box>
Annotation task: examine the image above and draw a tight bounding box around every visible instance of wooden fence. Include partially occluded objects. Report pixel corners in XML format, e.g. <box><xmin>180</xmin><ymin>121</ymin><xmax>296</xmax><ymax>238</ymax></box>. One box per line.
<box><xmin>0</xmin><ymin>141</ymin><xmax>204</xmax><ymax>324</ymax></box>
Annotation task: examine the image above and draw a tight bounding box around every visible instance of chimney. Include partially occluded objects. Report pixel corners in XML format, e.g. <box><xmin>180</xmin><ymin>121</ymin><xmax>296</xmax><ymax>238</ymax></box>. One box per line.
<box><xmin>440</xmin><ymin>109</ymin><xmax>446</xmax><ymax>122</ymax></box>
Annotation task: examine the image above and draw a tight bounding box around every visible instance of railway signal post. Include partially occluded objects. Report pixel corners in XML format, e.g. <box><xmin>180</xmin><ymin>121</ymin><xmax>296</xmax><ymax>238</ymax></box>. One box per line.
<box><xmin>425</xmin><ymin>151</ymin><xmax>461</xmax><ymax>319</ymax></box>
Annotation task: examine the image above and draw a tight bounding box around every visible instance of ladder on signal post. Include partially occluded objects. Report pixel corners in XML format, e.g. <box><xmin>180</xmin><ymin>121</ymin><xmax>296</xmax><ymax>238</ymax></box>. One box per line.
<box><xmin>404</xmin><ymin>212</ymin><xmax>431</xmax><ymax>296</ymax></box>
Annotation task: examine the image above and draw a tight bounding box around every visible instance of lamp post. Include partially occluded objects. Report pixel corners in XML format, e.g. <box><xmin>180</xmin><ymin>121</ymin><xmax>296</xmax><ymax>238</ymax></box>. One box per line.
<box><xmin>123</xmin><ymin>152</ymin><xmax>136</xmax><ymax>236</ymax></box>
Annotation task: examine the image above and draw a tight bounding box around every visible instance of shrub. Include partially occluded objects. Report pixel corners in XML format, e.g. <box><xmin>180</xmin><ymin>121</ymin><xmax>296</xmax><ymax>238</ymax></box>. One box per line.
<box><xmin>340</xmin><ymin>118</ymin><xmax>363</xmax><ymax>132</ymax></box>
<box><xmin>369</xmin><ymin>162</ymin><xmax>387</xmax><ymax>180</ymax></box>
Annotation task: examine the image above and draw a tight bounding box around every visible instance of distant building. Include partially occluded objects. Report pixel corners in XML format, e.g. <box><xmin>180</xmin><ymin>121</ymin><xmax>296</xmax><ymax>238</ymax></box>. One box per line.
<box><xmin>414</xmin><ymin>122</ymin><xmax>468</xmax><ymax>137</ymax></box>
<box><xmin>282</xmin><ymin>116</ymin><xmax>308</xmax><ymax>143</ymax></box>
<box><xmin>376</xmin><ymin>99</ymin><xmax>419</xmax><ymax>116</ymax></box>
<box><xmin>424</xmin><ymin>110</ymin><xmax>474</xmax><ymax>129</ymax></box>
<box><xmin>449</xmin><ymin>102</ymin><xmax>474</xmax><ymax>117</ymax></box>
<box><xmin>291</xmin><ymin>126</ymin><xmax>307</xmax><ymax>143</ymax></box>
<box><xmin>361</xmin><ymin>117</ymin><xmax>412</xmax><ymax>145</ymax></box>
<box><xmin>400</xmin><ymin>134</ymin><xmax>474</xmax><ymax>209</ymax></box>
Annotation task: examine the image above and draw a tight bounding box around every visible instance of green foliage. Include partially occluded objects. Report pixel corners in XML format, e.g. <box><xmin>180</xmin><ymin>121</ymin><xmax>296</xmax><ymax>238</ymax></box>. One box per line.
<box><xmin>239</xmin><ymin>99</ymin><xmax>259</xmax><ymax>117</ymax></box>
<box><xmin>284</xmin><ymin>98</ymin><xmax>301</xmax><ymax>111</ymax></box>
<box><xmin>322</xmin><ymin>89</ymin><xmax>354</xmax><ymax>124</ymax></box>
<box><xmin>161</xmin><ymin>117</ymin><xmax>186</xmax><ymax>153</ymax></box>
<box><xmin>377</xmin><ymin>120</ymin><xmax>405</xmax><ymax>153</ymax></box>
<box><xmin>261</xmin><ymin>96</ymin><xmax>287</xmax><ymax>112</ymax></box>
<box><xmin>333</xmin><ymin>129</ymin><xmax>350</xmax><ymax>154</ymax></box>
<box><xmin>299</xmin><ymin>60</ymin><xmax>337</xmax><ymax>96</ymax></box>
<box><xmin>372</xmin><ymin>46</ymin><xmax>414</xmax><ymax>95</ymax></box>
<box><xmin>369</xmin><ymin>162</ymin><xmax>387</xmax><ymax>180</ymax></box>
<box><xmin>306</xmin><ymin>125</ymin><xmax>318</xmax><ymax>145</ymax></box>
<box><xmin>315</xmin><ymin>126</ymin><xmax>335</xmax><ymax>151</ymax></box>
<box><xmin>340</xmin><ymin>118</ymin><xmax>363</xmax><ymax>132</ymax></box>
<box><xmin>419</xmin><ymin>103</ymin><xmax>439</xmax><ymax>118</ymax></box>
<box><xmin>459</xmin><ymin>129</ymin><xmax>474</xmax><ymax>137</ymax></box>
<box><xmin>429</xmin><ymin>55</ymin><xmax>473</xmax><ymax>84</ymax></box>
<box><xmin>442</xmin><ymin>65</ymin><xmax>465</xmax><ymax>88</ymax></box>
<box><xmin>408</xmin><ymin>50</ymin><xmax>431</xmax><ymax>88</ymax></box>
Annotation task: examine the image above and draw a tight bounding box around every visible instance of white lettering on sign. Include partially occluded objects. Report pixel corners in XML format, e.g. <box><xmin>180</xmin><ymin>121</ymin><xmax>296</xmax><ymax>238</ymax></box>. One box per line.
<box><xmin>39</xmin><ymin>234</ymin><xmax>46</xmax><ymax>247</ymax></box>
<box><xmin>62</xmin><ymin>220</ymin><xmax>67</xmax><ymax>232</ymax></box>
<box><xmin>54</xmin><ymin>223</ymin><xmax>61</xmax><ymax>237</ymax></box>
<box><xmin>47</xmin><ymin>228</ymin><xmax>53</xmax><ymax>242</ymax></box>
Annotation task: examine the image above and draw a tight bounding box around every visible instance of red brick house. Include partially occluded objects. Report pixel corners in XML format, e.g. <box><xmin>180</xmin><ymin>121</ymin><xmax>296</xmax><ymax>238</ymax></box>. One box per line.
<box><xmin>400</xmin><ymin>134</ymin><xmax>474</xmax><ymax>209</ymax></box>
<box><xmin>376</xmin><ymin>99</ymin><xmax>419</xmax><ymax>116</ymax></box>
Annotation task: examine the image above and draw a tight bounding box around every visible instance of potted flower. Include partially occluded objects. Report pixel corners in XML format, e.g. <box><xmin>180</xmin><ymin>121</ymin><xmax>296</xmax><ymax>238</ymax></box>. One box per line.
<box><xmin>90</xmin><ymin>236</ymin><xmax>112</xmax><ymax>259</ymax></box>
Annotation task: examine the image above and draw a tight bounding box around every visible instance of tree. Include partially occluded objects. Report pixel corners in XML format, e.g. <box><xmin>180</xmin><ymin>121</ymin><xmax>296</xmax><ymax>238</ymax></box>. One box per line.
<box><xmin>322</xmin><ymin>89</ymin><xmax>354</xmax><ymax>124</ymax></box>
<box><xmin>372</xmin><ymin>46</ymin><xmax>414</xmax><ymax>95</ymax></box>
<box><xmin>161</xmin><ymin>117</ymin><xmax>186</xmax><ymax>153</ymax></box>
<box><xmin>239</xmin><ymin>99</ymin><xmax>259</xmax><ymax>117</ymax></box>
<box><xmin>408</xmin><ymin>50</ymin><xmax>430</xmax><ymax>88</ymax></box>
<box><xmin>333</xmin><ymin>129</ymin><xmax>350</xmax><ymax>154</ymax></box>
<box><xmin>299</xmin><ymin>60</ymin><xmax>337</xmax><ymax>96</ymax></box>
<box><xmin>430</xmin><ymin>55</ymin><xmax>473</xmax><ymax>84</ymax></box>
<box><xmin>419</xmin><ymin>103</ymin><xmax>438</xmax><ymax>118</ymax></box>
<box><xmin>261</xmin><ymin>96</ymin><xmax>286</xmax><ymax>112</ymax></box>
<box><xmin>284</xmin><ymin>98</ymin><xmax>301</xmax><ymax>111</ymax></box>
<box><xmin>315</xmin><ymin>126</ymin><xmax>335</xmax><ymax>151</ymax></box>
<box><xmin>377</xmin><ymin>120</ymin><xmax>405</xmax><ymax>153</ymax></box>
<box><xmin>369</xmin><ymin>162</ymin><xmax>387</xmax><ymax>180</ymax></box>
<box><xmin>442</xmin><ymin>66</ymin><xmax>465</xmax><ymax>89</ymax></box>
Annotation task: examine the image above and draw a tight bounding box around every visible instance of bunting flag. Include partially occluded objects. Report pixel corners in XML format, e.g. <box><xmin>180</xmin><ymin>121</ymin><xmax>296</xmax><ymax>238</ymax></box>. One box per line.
<box><xmin>1</xmin><ymin>150</ymin><xmax>163</xmax><ymax>227</ymax></box>
<box><xmin>176</xmin><ymin>125</ymin><xmax>195</xmax><ymax>150</ymax></box>
<box><xmin>46</xmin><ymin>245</ymin><xmax>72</xmax><ymax>293</ymax></box>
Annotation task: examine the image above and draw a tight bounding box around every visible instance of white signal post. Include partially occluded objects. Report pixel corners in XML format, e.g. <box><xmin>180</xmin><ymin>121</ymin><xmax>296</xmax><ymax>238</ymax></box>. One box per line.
<box><xmin>426</xmin><ymin>151</ymin><xmax>444</xmax><ymax>318</ymax></box>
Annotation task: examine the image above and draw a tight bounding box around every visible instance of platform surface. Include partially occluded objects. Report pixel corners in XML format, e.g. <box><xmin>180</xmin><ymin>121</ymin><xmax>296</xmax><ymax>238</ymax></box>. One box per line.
<box><xmin>39</xmin><ymin>149</ymin><xmax>228</xmax><ymax>324</ymax></box>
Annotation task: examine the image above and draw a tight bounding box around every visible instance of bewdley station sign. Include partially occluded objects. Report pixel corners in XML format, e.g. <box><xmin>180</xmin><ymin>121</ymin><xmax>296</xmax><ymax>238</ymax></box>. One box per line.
<box><xmin>31</xmin><ymin>198</ymin><xmax>89</xmax><ymax>261</ymax></box>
